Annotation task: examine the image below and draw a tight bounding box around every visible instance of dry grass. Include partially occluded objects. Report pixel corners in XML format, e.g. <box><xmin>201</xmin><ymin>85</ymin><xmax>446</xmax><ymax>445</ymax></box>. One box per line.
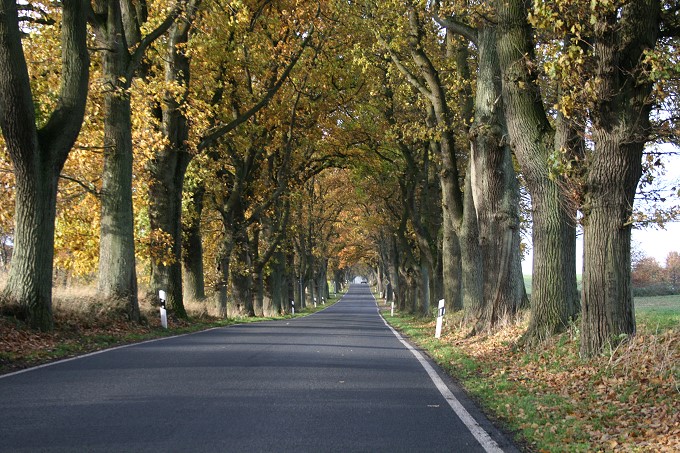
<box><xmin>50</xmin><ymin>284</ymin><xmax>220</xmax><ymax>321</ymax></box>
<box><xmin>0</xmin><ymin>283</ymin><xmax>224</xmax><ymax>374</ymax></box>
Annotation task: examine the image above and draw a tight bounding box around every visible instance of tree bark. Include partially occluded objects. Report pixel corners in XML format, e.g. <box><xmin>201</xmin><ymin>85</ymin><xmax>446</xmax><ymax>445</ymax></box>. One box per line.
<box><xmin>97</xmin><ymin>55</ymin><xmax>139</xmax><ymax>319</ymax></box>
<box><xmin>214</xmin><ymin>222</ymin><xmax>234</xmax><ymax>318</ymax></box>
<box><xmin>469</xmin><ymin>26</ymin><xmax>527</xmax><ymax>330</ymax></box>
<box><xmin>580</xmin><ymin>0</ymin><xmax>659</xmax><ymax>356</ymax></box>
<box><xmin>92</xmin><ymin>0</ymin><xmax>178</xmax><ymax>320</ymax></box>
<box><xmin>147</xmin><ymin>9</ymin><xmax>198</xmax><ymax>318</ymax></box>
<box><xmin>0</xmin><ymin>0</ymin><xmax>89</xmax><ymax>330</ymax></box>
<box><xmin>182</xmin><ymin>182</ymin><xmax>206</xmax><ymax>301</ymax></box>
<box><xmin>94</xmin><ymin>0</ymin><xmax>138</xmax><ymax>318</ymax></box>
<box><xmin>496</xmin><ymin>0</ymin><xmax>578</xmax><ymax>346</ymax></box>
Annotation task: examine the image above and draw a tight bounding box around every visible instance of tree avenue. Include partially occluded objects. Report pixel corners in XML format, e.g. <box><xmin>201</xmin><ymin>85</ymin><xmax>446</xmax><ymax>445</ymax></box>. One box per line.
<box><xmin>0</xmin><ymin>0</ymin><xmax>678</xmax><ymax>356</ymax></box>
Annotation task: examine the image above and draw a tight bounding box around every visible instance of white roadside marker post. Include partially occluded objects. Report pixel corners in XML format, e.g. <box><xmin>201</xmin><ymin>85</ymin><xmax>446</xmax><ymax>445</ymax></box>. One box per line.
<box><xmin>291</xmin><ymin>300</ymin><xmax>295</xmax><ymax>315</ymax></box>
<box><xmin>314</xmin><ymin>297</ymin><xmax>317</xmax><ymax>308</ymax></box>
<box><xmin>391</xmin><ymin>300</ymin><xmax>394</xmax><ymax>317</ymax></box>
<box><xmin>322</xmin><ymin>297</ymin><xmax>325</xmax><ymax>305</ymax></box>
<box><xmin>435</xmin><ymin>299</ymin><xmax>445</xmax><ymax>338</ymax></box>
<box><xmin>159</xmin><ymin>290</ymin><xmax>168</xmax><ymax>329</ymax></box>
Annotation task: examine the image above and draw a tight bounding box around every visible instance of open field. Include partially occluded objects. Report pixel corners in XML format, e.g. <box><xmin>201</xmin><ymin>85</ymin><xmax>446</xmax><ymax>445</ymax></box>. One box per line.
<box><xmin>524</xmin><ymin>275</ymin><xmax>679</xmax><ymax>328</ymax></box>
<box><xmin>635</xmin><ymin>294</ymin><xmax>680</xmax><ymax>331</ymax></box>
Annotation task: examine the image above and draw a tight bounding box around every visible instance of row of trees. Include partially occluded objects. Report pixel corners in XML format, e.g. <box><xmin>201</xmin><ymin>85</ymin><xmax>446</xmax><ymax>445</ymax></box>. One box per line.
<box><xmin>345</xmin><ymin>0</ymin><xmax>679</xmax><ymax>356</ymax></box>
<box><xmin>0</xmin><ymin>0</ymin><xmax>678</xmax><ymax>357</ymax></box>
<box><xmin>632</xmin><ymin>251</ymin><xmax>680</xmax><ymax>294</ymax></box>
<box><xmin>0</xmin><ymin>0</ymin><xmax>362</xmax><ymax>324</ymax></box>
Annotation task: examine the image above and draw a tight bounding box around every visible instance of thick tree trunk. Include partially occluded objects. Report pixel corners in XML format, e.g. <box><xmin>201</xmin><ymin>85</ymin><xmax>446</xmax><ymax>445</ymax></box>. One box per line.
<box><xmin>419</xmin><ymin>262</ymin><xmax>431</xmax><ymax>316</ymax></box>
<box><xmin>317</xmin><ymin>259</ymin><xmax>328</xmax><ymax>303</ymax></box>
<box><xmin>230</xmin><ymin>233</ymin><xmax>253</xmax><ymax>317</ymax></box>
<box><xmin>293</xmin><ymin>275</ymin><xmax>302</xmax><ymax>312</ymax></box>
<box><xmin>148</xmin><ymin>153</ymin><xmax>189</xmax><ymax>316</ymax></box>
<box><xmin>580</xmin><ymin>0</ymin><xmax>658</xmax><ymax>355</ymax></box>
<box><xmin>442</xmin><ymin>223</ymin><xmax>462</xmax><ymax>312</ymax></box>
<box><xmin>270</xmin><ymin>251</ymin><xmax>287</xmax><ymax>315</ymax></box>
<box><xmin>97</xmin><ymin>92</ymin><xmax>139</xmax><ymax>320</ymax></box>
<box><xmin>525</xmin><ymin>184</ymin><xmax>578</xmax><ymax>343</ymax></box>
<box><xmin>306</xmin><ymin>271</ymin><xmax>316</xmax><ymax>307</ymax></box>
<box><xmin>95</xmin><ymin>1</ymin><xmax>139</xmax><ymax>321</ymax></box>
<box><xmin>470</xmin><ymin>27</ymin><xmax>526</xmax><ymax>330</ymax></box>
<box><xmin>0</xmin><ymin>0</ymin><xmax>89</xmax><ymax>331</ymax></box>
<box><xmin>458</xmin><ymin>167</ymin><xmax>484</xmax><ymax>321</ymax></box>
<box><xmin>581</xmin><ymin>180</ymin><xmax>637</xmax><ymax>355</ymax></box>
<box><xmin>214</xmin><ymin>226</ymin><xmax>234</xmax><ymax>318</ymax></box>
<box><xmin>4</xmin><ymin>172</ymin><xmax>58</xmax><ymax>330</ymax></box>
<box><xmin>496</xmin><ymin>0</ymin><xmax>578</xmax><ymax>345</ymax></box>
<box><xmin>182</xmin><ymin>183</ymin><xmax>206</xmax><ymax>301</ymax></box>
<box><xmin>388</xmin><ymin>235</ymin><xmax>400</xmax><ymax>304</ymax></box>
<box><xmin>254</xmin><ymin>270</ymin><xmax>266</xmax><ymax>317</ymax></box>
<box><xmin>147</xmin><ymin>17</ymin><xmax>194</xmax><ymax>318</ymax></box>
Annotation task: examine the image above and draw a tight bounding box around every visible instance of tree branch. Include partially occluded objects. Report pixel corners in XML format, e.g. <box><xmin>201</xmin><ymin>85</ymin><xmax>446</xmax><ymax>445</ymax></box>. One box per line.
<box><xmin>59</xmin><ymin>173</ymin><xmax>100</xmax><ymax>196</ymax></box>
<box><xmin>128</xmin><ymin>2</ymin><xmax>184</xmax><ymax>79</ymax></box>
<box><xmin>39</xmin><ymin>0</ymin><xmax>90</xmax><ymax>165</ymax></box>
<box><xmin>197</xmin><ymin>26</ymin><xmax>314</xmax><ymax>151</ymax></box>
<box><xmin>432</xmin><ymin>13</ymin><xmax>478</xmax><ymax>45</ymax></box>
<box><xmin>376</xmin><ymin>33</ymin><xmax>433</xmax><ymax>101</ymax></box>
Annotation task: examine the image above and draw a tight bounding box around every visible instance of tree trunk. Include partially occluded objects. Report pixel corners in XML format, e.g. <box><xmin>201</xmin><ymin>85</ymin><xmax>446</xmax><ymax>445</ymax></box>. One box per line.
<box><xmin>580</xmin><ymin>0</ymin><xmax>659</xmax><ymax>356</ymax></box>
<box><xmin>293</xmin><ymin>274</ymin><xmax>302</xmax><ymax>312</ymax></box>
<box><xmin>525</xmin><ymin>184</ymin><xmax>578</xmax><ymax>343</ymax></box>
<box><xmin>419</xmin><ymin>262</ymin><xmax>431</xmax><ymax>316</ymax></box>
<box><xmin>0</xmin><ymin>0</ymin><xmax>89</xmax><ymax>331</ymax></box>
<box><xmin>230</xmin><ymin>232</ymin><xmax>253</xmax><ymax>317</ymax></box>
<box><xmin>317</xmin><ymin>259</ymin><xmax>328</xmax><ymax>303</ymax></box>
<box><xmin>97</xmin><ymin>90</ymin><xmax>139</xmax><ymax>320</ymax></box>
<box><xmin>147</xmin><ymin>152</ymin><xmax>189</xmax><ymax>316</ymax></box>
<box><xmin>496</xmin><ymin>0</ymin><xmax>578</xmax><ymax>345</ymax></box>
<box><xmin>182</xmin><ymin>183</ymin><xmax>206</xmax><ymax>301</ymax></box>
<box><xmin>214</xmin><ymin>225</ymin><xmax>234</xmax><ymax>318</ymax></box>
<box><xmin>270</xmin><ymin>251</ymin><xmax>287</xmax><ymax>315</ymax></box>
<box><xmin>470</xmin><ymin>26</ymin><xmax>526</xmax><ymax>330</ymax></box>
<box><xmin>387</xmin><ymin>235</ymin><xmax>400</xmax><ymax>304</ymax></box>
<box><xmin>147</xmin><ymin>16</ymin><xmax>196</xmax><ymax>318</ymax></box>
<box><xmin>95</xmin><ymin>0</ymin><xmax>139</xmax><ymax>321</ymax></box>
<box><xmin>442</xmin><ymin>222</ymin><xmax>462</xmax><ymax>312</ymax></box>
<box><xmin>306</xmin><ymin>269</ymin><xmax>316</xmax><ymax>307</ymax></box>
<box><xmin>459</xmin><ymin>166</ymin><xmax>484</xmax><ymax>321</ymax></box>
<box><xmin>254</xmin><ymin>269</ymin><xmax>266</xmax><ymax>317</ymax></box>
<box><xmin>4</xmin><ymin>171</ymin><xmax>59</xmax><ymax>330</ymax></box>
<box><xmin>581</xmin><ymin>178</ymin><xmax>637</xmax><ymax>355</ymax></box>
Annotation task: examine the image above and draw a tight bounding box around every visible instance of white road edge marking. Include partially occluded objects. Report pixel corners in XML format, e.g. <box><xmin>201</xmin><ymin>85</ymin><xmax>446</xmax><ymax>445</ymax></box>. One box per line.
<box><xmin>375</xmin><ymin>301</ymin><xmax>504</xmax><ymax>453</ymax></box>
<box><xmin>1</xmin><ymin>290</ymin><xmax>352</xmax><ymax>380</ymax></box>
<box><xmin>0</xmin><ymin>328</ymin><xmax>219</xmax><ymax>380</ymax></box>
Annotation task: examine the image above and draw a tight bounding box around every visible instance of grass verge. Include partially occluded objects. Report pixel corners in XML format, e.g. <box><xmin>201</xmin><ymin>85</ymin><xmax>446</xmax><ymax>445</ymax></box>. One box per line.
<box><xmin>381</xmin><ymin>305</ymin><xmax>679</xmax><ymax>452</ymax></box>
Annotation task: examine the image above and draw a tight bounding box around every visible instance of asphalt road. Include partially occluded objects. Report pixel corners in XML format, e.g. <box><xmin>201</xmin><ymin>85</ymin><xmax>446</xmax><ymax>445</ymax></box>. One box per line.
<box><xmin>0</xmin><ymin>284</ymin><xmax>519</xmax><ymax>452</ymax></box>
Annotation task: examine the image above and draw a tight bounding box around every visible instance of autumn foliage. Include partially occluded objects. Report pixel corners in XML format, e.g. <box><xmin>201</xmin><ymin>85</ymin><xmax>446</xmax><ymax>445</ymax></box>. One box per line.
<box><xmin>632</xmin><ymin>251</ymin><xmax>680</xmax><ymax>296</ymax></box>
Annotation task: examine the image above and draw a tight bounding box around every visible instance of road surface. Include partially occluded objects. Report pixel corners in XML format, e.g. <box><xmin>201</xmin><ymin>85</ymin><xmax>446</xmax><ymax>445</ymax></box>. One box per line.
<box><xmin>0</xmin><ymin>284</ymin><xmax>519</xmax><ymax>452</ymax></box>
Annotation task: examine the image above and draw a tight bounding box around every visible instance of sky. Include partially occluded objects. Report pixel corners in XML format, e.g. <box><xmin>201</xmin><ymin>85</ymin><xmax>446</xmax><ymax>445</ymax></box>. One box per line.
<box><xmin>521</xmin><ymin>149</ymin><xmax>680</xmax><ymax>274</ymax></box>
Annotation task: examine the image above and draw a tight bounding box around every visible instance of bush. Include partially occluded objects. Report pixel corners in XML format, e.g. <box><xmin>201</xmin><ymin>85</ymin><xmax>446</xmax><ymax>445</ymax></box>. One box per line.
<box><xmin>633</xmin><ymin>283</ymin><xmax>678</xmax><ymax>297</ymax></box>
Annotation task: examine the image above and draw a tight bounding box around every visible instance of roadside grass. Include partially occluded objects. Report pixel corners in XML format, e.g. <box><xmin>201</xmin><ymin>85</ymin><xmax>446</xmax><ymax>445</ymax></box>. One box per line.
<box><xmin>635</xmin><ymin>294</ymin><xmax>680</xmax><ymax>331</ymax></box>
<box><xmin>0</xmin><ymin>283</ymin><xmax>345</xmax><ymax>374</ymax></box>
<box><xmin>381</xmin><ymin>301</ymin><xmax>679</xmax><ymax>452</ymax></box>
